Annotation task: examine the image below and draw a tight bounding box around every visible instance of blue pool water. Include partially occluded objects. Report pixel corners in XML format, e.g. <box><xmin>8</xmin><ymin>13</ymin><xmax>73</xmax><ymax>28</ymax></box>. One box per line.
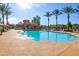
<box><xmin>22</xmin><ymin>30</ymin><xmax>77</xmax><ymax>42</ymax></box>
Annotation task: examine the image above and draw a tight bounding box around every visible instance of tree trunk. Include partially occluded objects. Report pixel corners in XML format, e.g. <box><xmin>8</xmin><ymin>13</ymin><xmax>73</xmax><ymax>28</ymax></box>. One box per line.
<box><xmin>6</xmin><ymin>15</ymin><xmax>9</xmax><ymax>30</ymax></box>
<box><xmin>0</xmin><ymin>18</ymin><xmax>1</xmax><ymax>24</ymax></box>
<box><xmin>2</xmin><ymin>14</ymin><xmax>5</xmax><ymax>31</ymax></box>
<box><xmin>67</xmin><ymin>14</ymin><xmax>70</xmax><ymax>31</ymax></box>
<box><xmin>56</xmin><ymin>15</ymin><xmax>58</xmax><ymax>31</ymax></box>
<box><xmin>48</xmin><ymin>17</ymin><xmax>49</xmax><ymax>30</ymax></box>
<box><xmin>2</xmin><ymin>14</ymin><xmax>4</xmax><ymax>24</ymax></box>
<box><xmin>6</xmin><ymin>15</ymin><xmax>8</xmax><ymax>25</ymax></box>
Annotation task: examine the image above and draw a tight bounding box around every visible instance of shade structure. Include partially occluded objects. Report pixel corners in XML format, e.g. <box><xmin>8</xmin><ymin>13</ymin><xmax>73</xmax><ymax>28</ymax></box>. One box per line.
<box><xmin>0</xmin><ymin>24</ymin><xmax>9</xmax><ymax>27</ymax></box>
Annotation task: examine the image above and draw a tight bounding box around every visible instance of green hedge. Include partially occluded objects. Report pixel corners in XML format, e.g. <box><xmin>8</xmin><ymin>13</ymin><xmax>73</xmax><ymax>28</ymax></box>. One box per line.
<box><xmin>0</xmin><ymin>27</ymin><xmax>3</xmax><ymax>32</ymax></box>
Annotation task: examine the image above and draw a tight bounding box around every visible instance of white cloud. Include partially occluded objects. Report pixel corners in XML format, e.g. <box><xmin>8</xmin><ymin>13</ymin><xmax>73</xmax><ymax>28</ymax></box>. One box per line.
<box><xmin>17</xmin><ymin>3</ymin><xmax>33</xmax><ymax>9</ymax></box>
<box><xmin>16</xmin><ymin>3</ymin><xmax>46</xmax><ymax>10</ymax></box>
<box><xmin>8</xmin><ymin>17</ymin><xmax>20</xmax><ymax>24</ymax></box>
<box><xmin>0</xmin><ymin>0</ymin><xmax>47</xmax><ymax>10</ymax></box>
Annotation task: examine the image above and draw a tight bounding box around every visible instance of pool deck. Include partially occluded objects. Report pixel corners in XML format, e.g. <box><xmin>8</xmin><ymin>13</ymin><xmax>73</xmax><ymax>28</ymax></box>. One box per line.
<box><xmin>0</xmin><ymin>29</ymin><xmax>79</xmax><ymax>56</ymax></box>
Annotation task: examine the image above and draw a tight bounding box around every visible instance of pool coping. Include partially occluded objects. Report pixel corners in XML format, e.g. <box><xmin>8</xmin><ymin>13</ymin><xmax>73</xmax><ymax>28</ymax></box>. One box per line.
<box><xmin>1</xmin><ymin>29</ymin><xmax>79</xmax><ymax>55</ymax></box>
<box><xmin>19</xmin><ymin>30</ymin><xmax>79</xmax><ymax>43</ymax></box>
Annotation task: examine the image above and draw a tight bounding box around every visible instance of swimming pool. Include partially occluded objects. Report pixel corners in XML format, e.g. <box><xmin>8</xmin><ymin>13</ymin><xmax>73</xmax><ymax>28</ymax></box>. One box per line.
<box><xmin>21</xmin><ymin>30</ymin><xmax>77</xmax><ymax>42</ymax></box>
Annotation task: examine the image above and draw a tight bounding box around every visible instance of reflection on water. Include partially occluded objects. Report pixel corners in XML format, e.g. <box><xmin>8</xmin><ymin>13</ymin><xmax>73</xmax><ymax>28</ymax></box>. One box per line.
<box><xmin>47</xmin><ymin>32</ymin><xmax>49</xmax><ymax>40</ymax></box>
<box><xmin>23</xmin><ymin>30</ymin><xmax>76</xmax><ymax>42</ymax></box>
<box><xmin>25</xmin><ymin>31</ymin><xmax>40</xmax><ymax>41</ymax></box>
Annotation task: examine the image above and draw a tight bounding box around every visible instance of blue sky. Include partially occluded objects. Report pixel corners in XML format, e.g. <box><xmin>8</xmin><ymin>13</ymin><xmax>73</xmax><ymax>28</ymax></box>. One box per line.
<box><xmin>1</xmin><ymin>3</ymin><xmax>79</xmax><ymax>25</ymax></box>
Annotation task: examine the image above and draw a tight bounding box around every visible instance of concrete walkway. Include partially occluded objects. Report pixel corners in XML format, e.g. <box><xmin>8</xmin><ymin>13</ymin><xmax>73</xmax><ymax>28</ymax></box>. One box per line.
<box><xmin>0</xmin><ymin>29</ymin><xmax>79</xmax><ymax>56</ymax></box>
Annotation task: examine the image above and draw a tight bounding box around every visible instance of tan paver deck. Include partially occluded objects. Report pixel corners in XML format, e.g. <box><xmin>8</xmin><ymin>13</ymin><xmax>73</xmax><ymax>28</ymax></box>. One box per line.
<box><xmin>0</xmin><ymin>29</ymin><xmax>79</xmax><ymax>56</ymax></box>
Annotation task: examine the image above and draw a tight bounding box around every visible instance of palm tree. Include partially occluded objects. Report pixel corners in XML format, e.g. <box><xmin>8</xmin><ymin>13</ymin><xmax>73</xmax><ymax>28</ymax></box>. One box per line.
<box><xmin>52</xmin><ymin>9</ymin><xmax>62</xmax><ymax>31</ymax></box>
<box><xmin>5</xmin><ymin>4</ymin><xmax>12</xmax><ymax>25</ymax></box>
<box><xmin>32</xmin><ymin>16</ymin><xmax>40</xmax><ymax>25</ymax></box>
<box><xmin>0</xmin><ymin>3</ymin><xmax>6</xmax><ymax>31</ymax></box>
<box><xmin>62</xmin><ymin>6</ymin><xmax>74</xmax><ymax>31</ymax></box>
<box><xmin>0</xmin><ymin>3</ymin><xmax>6</xmax><ymax>25</ymax></box>
<box><xmin>76</xmin><ymin>6</ymin><xmax>79</xmax><ymax>12</ymax></box>
<box><xmin>44</xmin><ymin>11</ymin><xmax>52</xmax><ymax>30</ymax></box>
<box><xmin>35</xmin><ymin>16</ymin><xmax>40</xmax><ymax>25</ymax></box>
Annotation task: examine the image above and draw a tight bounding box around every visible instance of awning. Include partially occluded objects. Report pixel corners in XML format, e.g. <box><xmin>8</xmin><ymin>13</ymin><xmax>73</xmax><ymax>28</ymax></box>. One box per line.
<box><xmin>0</xmin><ymin>24</ymin><xmax>9</xmax><ymax>27</ymax></box>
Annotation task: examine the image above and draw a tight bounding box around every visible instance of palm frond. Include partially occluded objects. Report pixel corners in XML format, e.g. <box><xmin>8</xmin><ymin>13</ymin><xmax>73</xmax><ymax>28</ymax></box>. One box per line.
<box><xmin>52</xmin><ymin>9</ymin><xmax>62</xmax><ymax>16</ymax></box>
<box><xmin>62</xmin><ymin>6</ymin><xmax>74</xmax><ymax>14</ymax></box>
<box><xmin>44</xmin><ymin>11</ymin><xmax>52</xmax><ymax>17</ymax></box>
